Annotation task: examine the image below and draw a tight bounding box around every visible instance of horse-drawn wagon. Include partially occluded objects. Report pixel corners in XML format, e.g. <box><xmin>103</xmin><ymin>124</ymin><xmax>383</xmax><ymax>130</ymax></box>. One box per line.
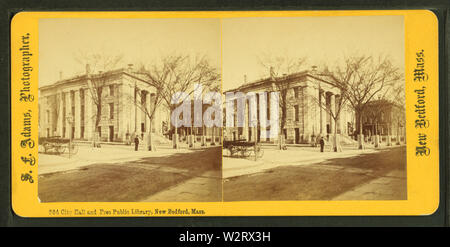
<box><xmin>223</xmin><ymin>140</ymin><xmax>264</xmax><ymax>159</ymax></box>
<box><xmin>39</xmin><ymin>136</ymin><xmax>78</xmax><ymax>155</ymax></box>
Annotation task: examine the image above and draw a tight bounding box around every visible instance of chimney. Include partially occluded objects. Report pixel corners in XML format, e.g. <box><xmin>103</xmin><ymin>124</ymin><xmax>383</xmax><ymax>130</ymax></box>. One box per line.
<box><xmin>311</xmin><ymin>65</ymin><xmax>318</xmax><ymax>74</ymax></box>
<box><xmin>59</xmin><ymin>71</ymin><xmax>63</xmax><ymax>80</ymax></box>
<box><xmin>244</xmin><ymin>74</ymin><xmax>247</xmax><ymax>83</ymax></box>
<box><xmin>86</xmin><ymin>64</ymin><xmax>91</xmax><ymax>75</ymax></box>
<box><xmin>127</xmin><ymin>64</ymin><xmax>134</xmax><ymax>72</ymax></box>
<box><xmin>269</xmin><ymin>66</ymin><xmax>275</xmax><ymax>78</ymax></box>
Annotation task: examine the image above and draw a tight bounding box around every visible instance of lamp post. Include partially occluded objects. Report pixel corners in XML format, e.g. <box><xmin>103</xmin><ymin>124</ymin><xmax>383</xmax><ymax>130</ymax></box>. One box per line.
<box><xmin>66</xmin><ymin>115</ymin><xmax>74</xmax><ymax>159</ymax></box>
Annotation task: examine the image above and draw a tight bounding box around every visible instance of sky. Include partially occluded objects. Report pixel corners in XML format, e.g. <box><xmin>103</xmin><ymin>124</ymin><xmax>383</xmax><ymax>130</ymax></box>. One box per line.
<box><xmin>39</xmin><ymin>18</ymin><xmax>221</xmax><ymax>86</ymax></box>
<box><xmin>222</xmin><ymin>15</ymin><xmax>404</xmax><ymax>91</ymax></box>
<box><xmin>39</xmin><ymin>16</ymin><xmax>404</xmax><ymax>91</ymax></box>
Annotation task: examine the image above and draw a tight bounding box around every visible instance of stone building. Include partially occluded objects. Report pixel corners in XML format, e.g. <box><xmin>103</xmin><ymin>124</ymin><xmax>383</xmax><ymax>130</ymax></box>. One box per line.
<box><xmin>38</xmin><ymin>65</ymin><xmax>169</xmax><ymax>143</ymax></box>
<box><xmin>223</xmin><ymin>70</ymin><xmax>355</xmax><ymax>144</ymax></box>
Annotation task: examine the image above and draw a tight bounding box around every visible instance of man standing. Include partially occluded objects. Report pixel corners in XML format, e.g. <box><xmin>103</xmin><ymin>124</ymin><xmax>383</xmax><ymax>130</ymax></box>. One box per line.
<box><xmin>319</xmin><ymin>137</ymin><xmax>325</xmax><ymax>153</ymax></box>
<box><xmin>134</xmin><ymin>135</ymin><xmax>140</xmax><ymax>151</ymax></box>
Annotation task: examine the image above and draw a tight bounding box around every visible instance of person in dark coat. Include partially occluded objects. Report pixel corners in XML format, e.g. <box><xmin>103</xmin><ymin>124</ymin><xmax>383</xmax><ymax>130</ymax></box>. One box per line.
<box><xmin>319</xmin><ymin>137</ymin><xmax>325</xmax><ymax>153</ymax></box>
<box><xmin>134</xmin><ymin>135</ymin><xmax>139</xmax><ymax>151</ymax></box>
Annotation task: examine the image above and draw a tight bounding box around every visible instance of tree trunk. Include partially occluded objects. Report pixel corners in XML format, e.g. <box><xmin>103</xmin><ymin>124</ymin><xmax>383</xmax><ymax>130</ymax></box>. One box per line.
<box><xmin>278</xmin><ymin>107</ymin><xmax>286</xmax><ymax>150</ymax></box>
<box><xmin>173</xmin><ymin>126</ymin><xmax>178</xmax><ymax>149</ymax></box>
<box><xmin>147</xmin><ymin>120</ymin><xmax>155</xmax><ymax>151</ymax></box>
<box><xmin>201</xmin><ymin>126</ymin><xmax>206</xmax><ymax>146</ymax></box>
<box><xmin>211</xmin><ymin>127</ymin><xmax>215</xmax><ymax>146</ymax></box>
<box><xmin>333</xmin><ymin>119</ymin><xmax>341</xmax><ymax>152</ymax></box>
<box><xmin>374</xmin><ymin>121</ymin><xmax>379</xmax><ymax>148</ymax></box>
<box><xmin>188</xmin><ymin>127</ymin><xmax>194</xmax><ymax>148</ymax></box>
<box><xmin>387</xmin><ymin>125</ymin><xmax>392</xmax><ymax>146</ymax></box>
<box><xmin>357</xmin><ymin>111</ymin><xmax>364</xmax><ymax>150</ymax></box>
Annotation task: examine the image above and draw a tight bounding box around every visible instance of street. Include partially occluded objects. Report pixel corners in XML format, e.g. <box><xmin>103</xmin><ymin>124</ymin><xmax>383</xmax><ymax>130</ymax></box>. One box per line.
<box><xmin>38</xmin><ymin>144</ymin><xmax>222</xmax><ymax>202</ymax></box>
<box><xmin>223</xmin><ymin>146</ymin><xmax>406</xmax><ymax>201</ymax></box>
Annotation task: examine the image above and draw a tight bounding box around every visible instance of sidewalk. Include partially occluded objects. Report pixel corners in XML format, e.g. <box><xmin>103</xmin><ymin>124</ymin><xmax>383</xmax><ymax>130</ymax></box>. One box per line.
<box><xmin>332</xmin><ymin>170</ymin><xmax>407</xmax><ymax>200</ymax></box>
<box><xmin>38</xmin><ymin>143</ymin><xmax>197</xmax><ymax>175</ymax></box>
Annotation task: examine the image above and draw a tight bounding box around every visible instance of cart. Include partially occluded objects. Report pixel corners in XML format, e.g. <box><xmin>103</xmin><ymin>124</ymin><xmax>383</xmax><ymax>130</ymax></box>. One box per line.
<box><xmin>39</xmin><ymin>136</ymin><xmax>78</xmax><ymax>155</ymax></box>
<box><xmin>223</xmin><ymin>140</ymin><xmax>264</xmax><ymax>158</ymax></box>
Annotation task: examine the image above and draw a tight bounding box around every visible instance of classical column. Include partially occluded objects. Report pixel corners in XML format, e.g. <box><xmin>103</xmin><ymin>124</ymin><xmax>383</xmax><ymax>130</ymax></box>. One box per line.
<box><xmin>330</xmin><ymin>93</ymin><xmax>335</xmax><ymax>134</ymax></box>
<box><xmin>129</xmin><ymin>84</ymin><xmax>136</xmax><ymax>135</ymax></box>
<box><xmin>136</xmin><ymin>89</ymin><xmax>142</xmax><ymax>135</ymax></box>
<box><xmin>244</xmin><ymin>98</ymin><xmax>249</xmax><ymax>141</ymax></box>
<box><xmin>57</xmin><ymin>92</ymin><xmax>64</xmax><ymax>136</ymax></box>
<box><xmin>118</xmin><ymin>84</ymin><xmax>127</xmax><ymax>141</ymax></box>
<box><xmin>64</xmin><ymin>91</ymin><xmax>71</xmax><ymax>139</ymax></box>
<box><xmin>145</xmin><ymin>91</ymin><xmax>151</xmax><ymax>131</ymax></box>
<box><xmin>74</xmin><ymin>90</ymin><xmax>81</xmax><ymax>139</ymax></box>
<box><xmin>303</xmin><ymin>86</ymin><xmax>312</xmax><ymax>141</ymax></box>
<box><xmin>319</xmin><ymin>89</ymin><xmax>326</xmax><ymax>135</ymax></box>
<box><xmin>85</xmin><ymin>89</ymin><xmax>94</xmax><ymax>140</ymax></box>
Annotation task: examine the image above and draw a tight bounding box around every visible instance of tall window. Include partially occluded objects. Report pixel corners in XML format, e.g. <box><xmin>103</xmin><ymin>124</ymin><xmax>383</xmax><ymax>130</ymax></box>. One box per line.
<box><xmin>109</xmin><ymin>103</ymin><xmax>114</xmax><ymax>119</ymax></box>
<box><xmin>294</xmin><ymin>105</ymin><xmax>299</xmax><ymax>121</ymax></box>
<box><xmin>109</xmin><ymin>84</ymin><xmax>114</xmax><ymax>96</ymax></box>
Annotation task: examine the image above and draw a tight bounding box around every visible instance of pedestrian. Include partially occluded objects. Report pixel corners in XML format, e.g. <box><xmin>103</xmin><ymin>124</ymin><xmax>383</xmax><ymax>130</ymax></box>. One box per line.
<box><xmin>319</xmin><ymin>137</ymin><xmax>325</xmax><ymax>153</ymax></box>
<box><xmin>134</xmin><ymin>135</ymin><xmax>139</xmax><ymax>151</ymax></box>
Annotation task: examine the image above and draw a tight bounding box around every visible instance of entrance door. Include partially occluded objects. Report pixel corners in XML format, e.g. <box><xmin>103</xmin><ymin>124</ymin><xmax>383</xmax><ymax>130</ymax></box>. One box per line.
<box><xmin>109</xmin><ymin>126</ymin><xmax>114</xmax><ymax>142</ymax></box>
<box><xmin>295</xmin><ymin>128</ymin><xmax>300</xmax><ymax>144</ymax></box>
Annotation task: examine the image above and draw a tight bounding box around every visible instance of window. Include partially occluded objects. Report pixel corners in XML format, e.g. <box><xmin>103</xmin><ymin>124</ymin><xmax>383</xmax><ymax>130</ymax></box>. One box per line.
<box><xmin>294</xmin><ymin>87</ymin><xmax>299</xmax><ymax>98</ymax></box>
<box><xmin>109</xmin><ymin>103</ymin><xmax>114</xmax><ymax>119</ymax></box>
<box><xmin>294</xmin><ymin>105</ymin><xmax>299</xmax><ymax>121</ymax></box>
<box><xmin>109</xmin><ymin>85</ymin><xmax>114</xmax><ymax>96</ymax></box>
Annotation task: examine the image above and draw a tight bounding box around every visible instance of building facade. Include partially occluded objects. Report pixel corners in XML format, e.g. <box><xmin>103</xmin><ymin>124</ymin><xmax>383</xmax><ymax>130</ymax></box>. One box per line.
<box><xmin>361</xmin><ymin>99</ymin><xmax>406</xmax><ymax>143</ymax></box>
<box><xmin>224</xmin><ymin>70</ymin><xmax>355</xmax><ymax>144</ymax></box>
<box><xmin>38</xmin><ymin>65</ymin><xmax>169</xmax><ymax>143</ymax></box>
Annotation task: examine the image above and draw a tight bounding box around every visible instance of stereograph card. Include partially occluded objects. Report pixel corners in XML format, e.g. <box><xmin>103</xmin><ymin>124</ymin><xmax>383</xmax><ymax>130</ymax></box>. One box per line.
<box><xmin>10</xmin><ymin>10</ymin><xmax>440</xmax><ymax>217</ymax></box>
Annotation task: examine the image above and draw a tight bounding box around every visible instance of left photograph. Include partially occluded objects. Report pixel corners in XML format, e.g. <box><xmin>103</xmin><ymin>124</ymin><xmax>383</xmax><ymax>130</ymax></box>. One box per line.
<box><xmin>37</xmin><ymin>18</ymin><xmax>222</xmax><ymax>202</ymax></box>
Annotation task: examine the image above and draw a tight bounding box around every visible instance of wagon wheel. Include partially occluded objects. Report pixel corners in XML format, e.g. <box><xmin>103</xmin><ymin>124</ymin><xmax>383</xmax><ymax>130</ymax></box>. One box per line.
<box><xmin>228</xmin><ymin>145</ymin><xmax>235</xmax><ymax>156</ymax></box>
<box><xmin>54</xmin><ymin>144</ymin><xmax>66</xmax><ymax>155</ymax></box>
<box><xmin>240</xmin><ymin>147</ymin><xmax>251</xmax><ymax>157</ymax></box>
<box><xmin>43</xmin><ymin>142</ymin><xmax>51</xmax><ymax>153</ymax></box>
<box><xmin>255</xmin><ymin>145</ymin><xmax>264</xmax><ymax>158</ymax></box>
<box><xmin>69</xmin><ymin>143</ymin><xmax>78</xmax><ymax>155</ymax></box>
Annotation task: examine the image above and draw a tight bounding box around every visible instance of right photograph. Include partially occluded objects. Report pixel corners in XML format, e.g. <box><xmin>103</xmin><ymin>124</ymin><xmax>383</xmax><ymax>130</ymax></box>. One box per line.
<box><xmin>221</xmin><ymin>15</ymin><xmax>407</xmax><ymax>201</ymax></box>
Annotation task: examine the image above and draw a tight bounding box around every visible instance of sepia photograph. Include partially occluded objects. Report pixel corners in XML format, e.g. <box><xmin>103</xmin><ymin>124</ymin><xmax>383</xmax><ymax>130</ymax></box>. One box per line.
<box><xmin>36</xmin><ymin>15</ymin><xmax>407</xmax><ymax>203</ymax></box>
<box><xmin>37</xmin><ymin>18</ymin><xmax>222</xmax><ymax>202</ymax></box>
<box><xmin>221</xmin><ymin>15</ymin><xmax>407</xmax><ymax>201</ymax></box>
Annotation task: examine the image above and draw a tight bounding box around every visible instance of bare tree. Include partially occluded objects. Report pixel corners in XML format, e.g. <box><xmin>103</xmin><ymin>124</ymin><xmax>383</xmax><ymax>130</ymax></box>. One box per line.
<box><xmin>74</xmin><ymin>51</ymin><xmax>124</xmax><ymax>147</ymax></box>
<box><xmin>258</xmin><ymin>54</ymin><xmax>307</xmax><ymax>150</ymax></box>
<box><xmin>307</xmin><ymin>83</ymin><xmax>349</xmax><ymax>152</ymax></box>
<box><xmin>143</xmin><ymin>53</ymin><xmax>220</xmax><ymax>149</ymax></box>
<box><xmin>131</xmin><ymin>83</ymin><xmax>165</xmax><ymax>151</ymax></box>
<box><xmin>327</xmin><ymin>55</ymin><xmax>402</xmax><ymax>149</ymax></box>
